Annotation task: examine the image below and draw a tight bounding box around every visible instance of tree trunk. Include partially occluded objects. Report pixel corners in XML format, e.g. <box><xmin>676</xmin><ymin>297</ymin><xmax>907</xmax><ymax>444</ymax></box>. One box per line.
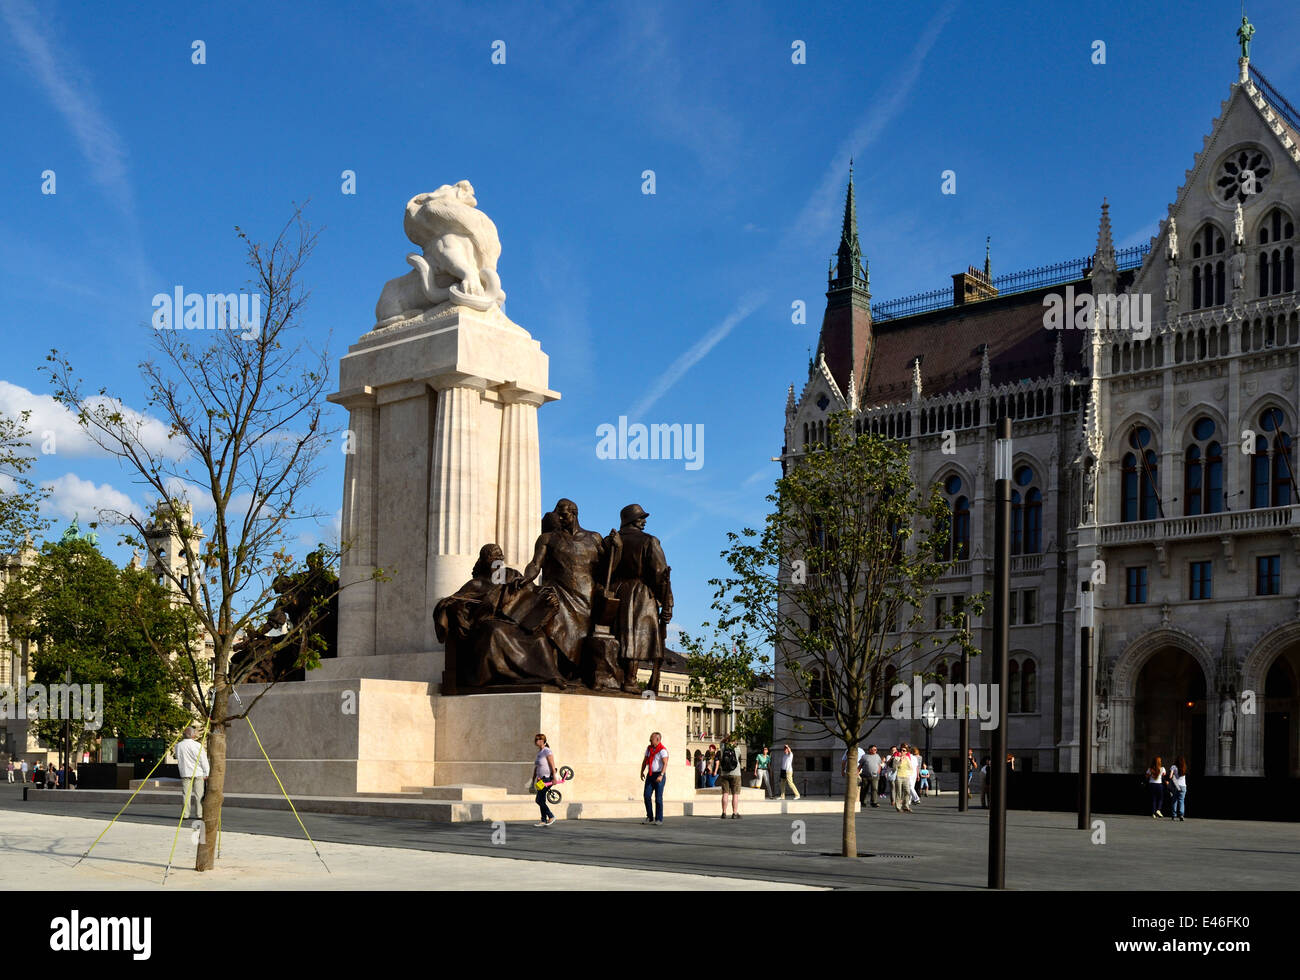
<box><xmin>843</xmin><ymin>764</ymin><xmax>858</xmax><ymax>857</ymax></box>
<box><xmin>196</xmin><ymin>685</ymin><xmax>228</xmax><ymax>871</ymax></box>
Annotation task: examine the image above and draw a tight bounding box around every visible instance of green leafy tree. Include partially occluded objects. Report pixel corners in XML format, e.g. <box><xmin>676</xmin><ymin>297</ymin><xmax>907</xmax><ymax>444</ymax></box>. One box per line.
<box><xmin>0</xmin><ymin>534</ymin><xmax>193</xmax><ymax>766</ymax></box>
<box><xmin>678</xmin><ymin>636</ymin><xmax>772</xmax><ymax>750</ymax></box>
<box><xmin>0</xmin><ymin>409</ymin><xmax>50</xmax><ymax>552</ymax></box>
<box><xmin>688</xmin><ymin>411</ymin><xmax>983</xmax><ymax>857</ymax></box>
<box><xmin>42</xmin><ymin>208</ymin><xmax>348</xmax><ymax>871</ymax></box>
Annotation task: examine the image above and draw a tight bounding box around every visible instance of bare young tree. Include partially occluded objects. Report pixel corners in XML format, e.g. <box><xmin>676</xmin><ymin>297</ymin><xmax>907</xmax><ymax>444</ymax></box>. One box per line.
<box><xmin>43</xmin><ymin>207</ymin><xmax>342</xmax><ymax>871</ymax></box>
<box><xmin>692</xmin><ymin>411</ymin><xmax>982</xmax><ymax>857</ymax></box>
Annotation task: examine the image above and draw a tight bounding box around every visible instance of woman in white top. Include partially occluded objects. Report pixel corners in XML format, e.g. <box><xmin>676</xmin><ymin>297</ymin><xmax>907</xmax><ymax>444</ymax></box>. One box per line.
<box><xmin>1145</xmin><ymin>756</ymin><xmax>1166</xmax><ymax>818</ymax></box>
<box><xmin>1168</xmin><ymin>756</ymin><xmax>1188</xmax><ymax>821</ymax></box>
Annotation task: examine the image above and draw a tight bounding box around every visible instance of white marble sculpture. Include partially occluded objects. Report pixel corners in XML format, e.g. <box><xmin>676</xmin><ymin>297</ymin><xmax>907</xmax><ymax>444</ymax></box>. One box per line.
<box><xmin>374</xmin><ymin>180</ymin><xmax>507</xmax><ymax>326</ymax></box>
<box><xmin>1233</xmin><ymin>202</ymin><xmax>1245</xmax><ymax>246</ymax></box>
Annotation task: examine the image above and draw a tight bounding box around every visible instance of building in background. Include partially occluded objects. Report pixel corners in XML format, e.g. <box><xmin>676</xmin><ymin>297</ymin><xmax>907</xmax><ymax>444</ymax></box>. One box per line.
<box><xmin>777</xmin><ymin>32</ymin><xmax>1300</xmax><ymax>789</ymax></box>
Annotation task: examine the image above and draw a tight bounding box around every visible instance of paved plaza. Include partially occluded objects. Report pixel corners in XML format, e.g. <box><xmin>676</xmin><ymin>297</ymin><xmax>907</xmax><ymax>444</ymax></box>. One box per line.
<box><xmin>2</xmin><ymin>785</ymin><xmax>1294</xmax><ymax>890</ymax></box>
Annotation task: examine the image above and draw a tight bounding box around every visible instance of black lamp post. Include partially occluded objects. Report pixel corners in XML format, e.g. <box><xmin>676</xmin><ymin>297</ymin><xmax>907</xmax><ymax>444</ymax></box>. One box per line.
<box><xmin>1078</xmin><ymin>580</ymin><xmax>1095</xmax><ymax>829</ymax></box>
<box><xmin>988</xmin><ymin>416</ymin><xmax>1012</xmax><ymax>889</ymax></box>
<box><xmin>959</xmin><ymin>641</ymin><xmax>970</xmax><ymax>812</ymax></box>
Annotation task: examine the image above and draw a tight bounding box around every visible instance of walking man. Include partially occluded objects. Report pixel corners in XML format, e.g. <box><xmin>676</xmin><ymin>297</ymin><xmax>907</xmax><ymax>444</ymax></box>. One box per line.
<box><xmin>777</xmin><ymin>744</ymin><xmax>800</xmax><ymax>800</ymax></box>
<box><xmin>177</xmin><ymin>726</ymin><xmax>210</xmax><ymax>819</ymax></box>
<box><xmin>863</xmin><ymin>745</ymin><xmax>883</xmax><ymax>807</ymax></box>
<box><xmin>20</xmin><ymin>760</ymin><xmax>28</xmax><ymax>783</ymax></box>
<box><xmin>640</xmin><ymin>731</ymin><xmax>669</xmax><ymax>824</ymax></box>
<box><xmin>5</xmin><ymin>762</ymin><xmax>13</xmax><ymax>783</ymax></box>
<box><xmin>718</xmin><ymin>734</ymin><xmax>743</xmax><ymax>819</ymax></box>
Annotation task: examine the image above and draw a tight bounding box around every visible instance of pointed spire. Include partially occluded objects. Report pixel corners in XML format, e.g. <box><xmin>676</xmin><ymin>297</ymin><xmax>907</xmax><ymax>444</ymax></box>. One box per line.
<box><xmin>1222</xmin><ymin>614</ymin><xmax>1235</xmax><ymax>659</ymax></box>
<box><xmin>1095</xmin><ymin>199</ymin><xmax>1115</xmax><ymax>268</ymax></box>
<box><xmin>846</xmin><ymin>368</ymin><xmax>858</xmax><ymax>412</ymax></box>
<box><xmin>983</xmin><ymin>236</ymin><xmax>992</xmax><ymax>281</ymax></box>
<box><xmin>1053</xmin><ymin>333</ymin><xmax>1064</xmax><ymax>377</ymax></box>
<box><xmin>979</xmin><ymin>344</ymin><xmax>991</xmax><ymax>389</ymax></box>
<box><xmin>785</xmin><ymin>383</ymin><xmax>797</xmax><ymax>418</ymax></box>
<box><xmin>835</xmin><ymin>164</ymin><xmax>865</xmax><ymax>284</ymax></box>
<box><xmin>911</xmin><ymin>356</ymin><xmax>923</xmax><ymax>402</ymax></box>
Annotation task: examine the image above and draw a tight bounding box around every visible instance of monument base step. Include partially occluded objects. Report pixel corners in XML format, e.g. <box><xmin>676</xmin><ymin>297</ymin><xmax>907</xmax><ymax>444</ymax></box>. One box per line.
<box><xmin>26</xmin><ymin>788</ymin><xmax>854</xmax><ymax>822</ymax></box>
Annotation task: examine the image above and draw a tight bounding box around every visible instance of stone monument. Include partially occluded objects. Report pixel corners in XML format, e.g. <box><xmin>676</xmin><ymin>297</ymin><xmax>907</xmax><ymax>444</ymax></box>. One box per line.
<box><xmin>225</xmin><ymin>183</ymin><xmax>693</xmax><ymax>806</ymax></box>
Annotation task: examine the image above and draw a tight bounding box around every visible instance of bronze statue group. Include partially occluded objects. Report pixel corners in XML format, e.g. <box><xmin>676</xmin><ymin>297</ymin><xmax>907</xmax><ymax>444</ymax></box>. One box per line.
<box><xmin>435</xmin><ymin>499</ymin><xmax>674</xmax><ymax>695</ymax></box>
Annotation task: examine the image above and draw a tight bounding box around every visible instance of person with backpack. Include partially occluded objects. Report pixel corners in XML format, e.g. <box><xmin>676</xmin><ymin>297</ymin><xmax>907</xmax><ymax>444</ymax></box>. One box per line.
<box><xmin>717</xmin><ymin>734</ymin><xmax>744</xmax><ymax>819</ymax></box>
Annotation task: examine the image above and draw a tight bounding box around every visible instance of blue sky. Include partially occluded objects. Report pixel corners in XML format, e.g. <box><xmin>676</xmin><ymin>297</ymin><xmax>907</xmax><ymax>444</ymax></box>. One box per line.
<box><xmin>2</xmin><ymin>0</ymin><xmax>1296</xmax><ymax>645</ymax></box>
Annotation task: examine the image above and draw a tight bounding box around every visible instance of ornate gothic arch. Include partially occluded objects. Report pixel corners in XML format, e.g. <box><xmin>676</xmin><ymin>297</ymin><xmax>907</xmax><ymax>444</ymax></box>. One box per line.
<box><xmin>1112</xmin><ymin>626</ymin><xmax>1214</xmax><ymax>697</ymax></box>
<box><xmin>1241</xmin><ymin>619</ymin><xmax>1300</xmax><ymax>693</ymax></box>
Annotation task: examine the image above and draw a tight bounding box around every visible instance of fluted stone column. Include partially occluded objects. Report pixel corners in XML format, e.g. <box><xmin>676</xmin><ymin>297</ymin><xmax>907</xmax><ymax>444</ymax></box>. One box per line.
<box><xmin>337</xmin><ymin>392</ymin><xmax>378</xmax><ymax>658</ymax></box>
<box><xmin>1111</xmin><ymin>695</ymin><xmax>1134</xmax><ymax>772</ymax></box>
<box><xmin>426</xmin><ymin>377</ymin><xmax>487</xmax><ymax>653</ymax></box>
<box><xmin>496</xmin><ymin>388</ymin><xmax>545</xmax><ymax>571</ymax></box>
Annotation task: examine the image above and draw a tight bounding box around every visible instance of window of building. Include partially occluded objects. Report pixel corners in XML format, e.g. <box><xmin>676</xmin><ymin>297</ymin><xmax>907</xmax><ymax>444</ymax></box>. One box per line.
<box><xmin>1257</xmin><ymin>555</ymin><xmax>1281</xmax><ymax>596</ymax></box>
<box><xmin>934</xmin><ymin>595</ymin><xmax>948</xmax><ymax>630</ymax></box>
<box><xmin>1184</xmin><ymin>417</ymin><xmax>1223</xmax><ymax>515</ymax></box>
<box><xmin>1011</xmin><ymin>465</ymin><xmax>1042</xmax><ymax>555</ymax></box>
<box><xmin>1251</xmin><ymin>409</ymin><xmax>1293</xmax><ymax>508</ymax></box>
<box><xmin>1257</xmin><ymin>207</ymin><xmax>1295</xmax><ymax>298</ymax></box>
<box><xmin>1008</xmin><ymin>590</ymin><xmax>1018</xmax><ymax>625</ymax></box>
<box><xmin>1121</xmin><ymin>426</ymin><xmax>1159</xmax><ymax>521</ymax></box>
<box><xmin>1190</xmin><ymin>561</ymin><xmax>1213</xmax><ymax>600</ymax></box>
<box><xmin>1191</xmin><ymin>223</ymin><xmax>1226</xmax><ymax>309</ymax></box>
<box><xmin>937</xmin><ymin>474</ymin><xmax>969</xmax><ymax>561</ymax></box>
<box><xmin>1126</xmin><ymin>566</ymin><xmax>1149</xmax><ymax>604</ymax></box>
<box><xmin>1010</xmin><ymin>589</ymin><xmax>1038</xmax><ymax>625</ymax></box>
<box><xmin>1008</xmin><ymin>656</ymin><xmax>1038</xmax><ymax>713</ymax></box>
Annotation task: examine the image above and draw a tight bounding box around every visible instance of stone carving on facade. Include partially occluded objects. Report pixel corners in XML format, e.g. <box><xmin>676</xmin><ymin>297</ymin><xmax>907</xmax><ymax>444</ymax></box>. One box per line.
<box><xmin>1165</xmin><ymin>262</ymin><xmax>1180</xmax><ymax>303</ymax></box>
<box><xmin>1160</xmin><ymin>602</ymin><xmax>1171</xmax><ymax>626</ymax></box>
<box><xmin>1220</xmin><ymin>696</ymin><xmax>1236</xmax><ymax>734</ymax></box>
<box><xmin>1231</xmin><ymin>247</ymin><xmax>1247</xmax><ymax>291</ymax></box>
<box><xmin>1177</xmin><ymin>390</ymin><xmax>1189</xmax><ymax>407</ymax></box>
<box><xmin>1095</xmin><ymin>703</ymin><xmax>1110</xmax><ymax>742</ymax></box>
<box><xmin>1166</xmin><ymin>214</ymin><xmax>1179</xmax><ymax>259</ymax></box>
<box><xmin>1234</xmin><ymin>202</ymin><xmax>1245</xmax><ymax>246</ymax></box>
<box><xmin>374</xmin><ymin>180</ymin><xmax>507</xmax><ymax>327</ymax></box>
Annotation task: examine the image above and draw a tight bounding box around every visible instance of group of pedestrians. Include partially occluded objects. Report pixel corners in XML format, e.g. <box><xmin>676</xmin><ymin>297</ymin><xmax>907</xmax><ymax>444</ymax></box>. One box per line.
<box><xmin>5</xmin><ymin>760</ymin><xmax>75</xmax><ymax>788</ymax></box>
<box><xmin>843</xmin><ymin>744</ymin><xmax>933</xmax><ymax>812</ymax></box>
<box><xmin>1143</xmin><ymin>755</ymin><xmax>1189</xmax><ymax>820</ymax></box>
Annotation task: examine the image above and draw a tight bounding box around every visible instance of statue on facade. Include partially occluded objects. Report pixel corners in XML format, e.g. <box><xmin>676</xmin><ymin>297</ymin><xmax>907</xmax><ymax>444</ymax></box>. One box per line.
<box><xmin>1165</xmin><ymin>263</ymin><xmax>1180</xmax><ymax>302</ymax></box>
<box><xmin>1237</xmin><ymin>15</ymin><xmax>1254</xmax><ymax>60</ymax></box>
<box><xmin>605</xmin><ymin>504</ymin><xmax>674</xmax><ymax>694</ymax></box>
<box><xmin>1232</xmin><ymin>248</ymin><xmax>1247</xmax><ymax>290</ymax></box>
<box><xmin>1220</xmin><ymin>696</ymin><xmax>1236</xmax><ymax>734</ymax></box>
<box><xmin>1095</xmin><ymin>703</ymin><xmax>1110</xmax><ymax>742</ymax></box>
<box><xmin>434</xmin><ymin>543</ymin><xmax>567</xmax><ymax>690</ymax></box>
<box><xmin>1234</xmin><ymin>202</ymin><xmax>1246</xmax><ymax>246</ymax></box>
<box><xmin>374</xmin><ymin>180</ymin><xmax>507</xmax><ymax>327</ymax></box>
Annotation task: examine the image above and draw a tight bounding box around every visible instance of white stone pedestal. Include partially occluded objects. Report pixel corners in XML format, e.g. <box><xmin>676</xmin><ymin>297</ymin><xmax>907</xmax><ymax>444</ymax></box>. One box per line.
<box><xmin>223</xmin><ymin>681</ymin><xmax>694</xmax><ymax>804</ymax></box>
<box><xmin>325</xmin><ymin>304</ymin><xmax>558</xmax><ymax>685</ymax></box>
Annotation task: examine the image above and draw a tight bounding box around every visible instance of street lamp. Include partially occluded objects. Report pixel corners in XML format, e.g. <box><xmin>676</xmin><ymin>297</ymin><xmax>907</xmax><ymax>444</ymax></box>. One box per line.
<box><xmin>921</xmin><ymin>696</ymin><xmax>939</xmax><ymax>795</ymax></box>
<box><xmin>988</xmin><ymin>416</ymin><xmax>1012</xmax><ymax>889</ymax></box>
<box><xmin>1078</xmin><ymin>580</ymin><xmax>1095</xmax><ymax>830</ymax></box>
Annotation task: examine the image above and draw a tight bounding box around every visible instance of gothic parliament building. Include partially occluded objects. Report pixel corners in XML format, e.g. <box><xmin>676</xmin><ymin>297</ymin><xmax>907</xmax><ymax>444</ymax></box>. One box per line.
<box><xmin>776</xmin><ymin>31</ymin><xmax>1300</xmax><ymax>788</ymax></box>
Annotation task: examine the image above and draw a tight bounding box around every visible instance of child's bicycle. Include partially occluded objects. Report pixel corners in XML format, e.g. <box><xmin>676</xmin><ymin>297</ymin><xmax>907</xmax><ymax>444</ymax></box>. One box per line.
<box><xmin>534</xmin><ymin>766</ymin><xmax>576</xmax><ymax>805</ymax></box>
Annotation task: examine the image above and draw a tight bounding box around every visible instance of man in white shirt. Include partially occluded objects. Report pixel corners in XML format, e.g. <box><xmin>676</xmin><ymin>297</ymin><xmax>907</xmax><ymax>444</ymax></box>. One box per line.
<box><xmin>777</xmin><ymin>744</ymin><xmax>800</xmax><ymax>800</ymax></box>
<box><xmin>640</xmin><ymin>731</ymin><xmax>669</xmax><ymax>824</ymax></box>
<box><xmin>176</xmin><ymin>726</ymin><xmax>210</xmax><ymax>819</ymax></box>
<box><xmin>908</xmin><ymin>746</ymin><xmax>921</xmax><ymax>805</ymax></box>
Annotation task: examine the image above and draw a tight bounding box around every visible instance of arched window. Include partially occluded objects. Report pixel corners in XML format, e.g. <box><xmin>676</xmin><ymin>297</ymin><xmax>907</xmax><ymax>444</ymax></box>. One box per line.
<box><xmin>939</xmin><ymin>474</ymin><xmax>970</xmax><ymax>560</ymax></box>
<box><xmin>1121</xmin><ymin>426</ymin><xmax>1158</xmax><ymax>521</ymax></box>
<box><xmin>1008</xmin><ymin>660</ymin><xmax>1021</xmax><ymax>713</ymax></box>
<box><xmin>1183</xmin><ymin>417</ymin><xmax>1223</xmax><ymax>515</ymax></box>
<box><xmin>1257</xmin><ymin>208</ymin><xmax>1296</xmax><ymax>298</ymax></box>
<box><xmin>1021</xmin><ymin>660</ymin><xmax>1037</xmax><ymax>712</ymax></box>
<box><xmin>1191</xmin><ymin>223</ymin><xmax>1226</xmax><ymax>309</ymax></box>
<box><xmin>1252</xmin><ymin>409</ymin><xmax>1294</xmax><ymax>508</ymax></box>
<box><xmin>1011</xmin><ymin>466</ymin><xmax>1042</xmax><ymax>554</ymax></box>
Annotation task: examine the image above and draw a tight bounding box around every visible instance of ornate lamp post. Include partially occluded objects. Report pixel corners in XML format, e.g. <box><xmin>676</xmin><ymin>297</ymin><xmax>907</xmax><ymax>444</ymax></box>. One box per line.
<box><xmin>921</xmin><ymin>696</ymin><xmax>939</xmax><ymax>794</ymax></box>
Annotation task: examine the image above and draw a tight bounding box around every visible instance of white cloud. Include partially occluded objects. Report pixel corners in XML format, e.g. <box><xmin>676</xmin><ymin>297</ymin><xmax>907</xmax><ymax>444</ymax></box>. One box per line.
<box><xmin>41</xmin><ymin>473</ymin><xmax>139</xmax><ymax>524</ymax></box>
<box><xmin>0</xmin><ymin>381</ymin><xmax>183</xmax><ymax>460</ymax></box>
<box><xmin>1</xmin><ymin>0</ymin><xmax>132</xmax><ymax>216</ymax></box>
